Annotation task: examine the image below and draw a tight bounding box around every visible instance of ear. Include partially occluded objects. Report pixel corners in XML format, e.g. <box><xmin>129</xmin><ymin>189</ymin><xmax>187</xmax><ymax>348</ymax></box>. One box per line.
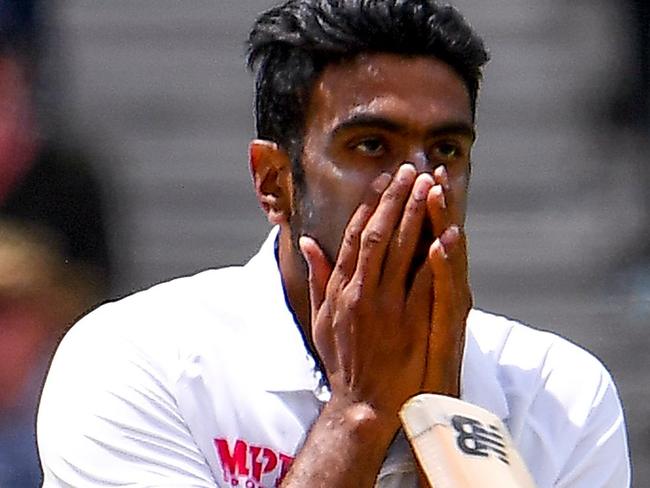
<box><xmin>249</xmin><ymin>139</ymin><xmax>294</xmax><ymax>225</ymax></box>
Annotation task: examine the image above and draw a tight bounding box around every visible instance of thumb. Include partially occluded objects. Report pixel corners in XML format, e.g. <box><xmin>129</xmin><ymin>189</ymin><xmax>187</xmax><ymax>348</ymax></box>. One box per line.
<box><xmin>299</xmin><ymin>235</ymin><xmax>330</xmax><ymax>314</ymax></box>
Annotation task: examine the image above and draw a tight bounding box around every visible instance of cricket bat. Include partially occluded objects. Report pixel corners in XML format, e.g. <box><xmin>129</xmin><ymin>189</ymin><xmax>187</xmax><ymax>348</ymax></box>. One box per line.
<box><xmin>399</xmin><ymin>394</ymin><xmax>537</xmax><ymax>488</ymax></box>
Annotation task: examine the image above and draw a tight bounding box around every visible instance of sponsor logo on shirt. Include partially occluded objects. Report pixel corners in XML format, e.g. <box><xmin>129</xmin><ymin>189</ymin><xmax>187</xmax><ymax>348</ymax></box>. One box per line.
<box><xmin>451</xmin><ymin>415</ymin><xmax>509</xmax><ymax>464</ymax></box>
<box><xmin>214</xmin><ymin>438</ymin><xmax>295</xmax><ymax>487</ymax></box>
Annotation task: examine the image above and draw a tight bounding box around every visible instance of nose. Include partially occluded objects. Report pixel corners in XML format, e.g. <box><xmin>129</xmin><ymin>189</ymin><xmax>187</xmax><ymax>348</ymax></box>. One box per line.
<box><xmin>403</xmin><ymin>149</ymin><xmax>433</xmax><ymax>174</ymax></box>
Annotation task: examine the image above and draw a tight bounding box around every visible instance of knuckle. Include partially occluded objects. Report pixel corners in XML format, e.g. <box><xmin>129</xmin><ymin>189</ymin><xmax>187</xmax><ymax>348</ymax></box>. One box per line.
<box><xmin>343</xmin><ymin>225</ymin><xmax>362</xmax><ymax>248</ymax></box>
<box><xmin>404</xmin><ymin>198</ymin><xmax>421</xmax><ymax>216</ymax></box>
<box><xmin>334</xmin><ymin>260</ymin><xmax>349</xmax><ymax>278</ymax></box>
<box><xmin>382</xmin><ymin>188</ymin><xmax>401</xmax><ymax>202</ymax></box>
<box><xmin>342</xmin><ymin>283</ymin><xmax>364</xmax><ymax>310</ymax></box>
<box><xmin>361</xmin><ymin>227</ymin><xmax>384</xmax><ymax>247</ymax></box>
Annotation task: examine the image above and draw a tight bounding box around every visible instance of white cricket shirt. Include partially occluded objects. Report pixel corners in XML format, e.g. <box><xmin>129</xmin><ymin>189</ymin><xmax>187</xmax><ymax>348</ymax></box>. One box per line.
<box><xmin>38</xmin><ymin>227</ymin><xmax>630</xmax><ymax>487</ymax></box>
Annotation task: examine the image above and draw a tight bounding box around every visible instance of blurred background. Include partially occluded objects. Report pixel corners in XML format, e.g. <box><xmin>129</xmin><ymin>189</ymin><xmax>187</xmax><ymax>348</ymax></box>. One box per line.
<box><xmin>0</xmin><ymin>0</ymin><xmax>647</xmax><ymax>486</ymax></box>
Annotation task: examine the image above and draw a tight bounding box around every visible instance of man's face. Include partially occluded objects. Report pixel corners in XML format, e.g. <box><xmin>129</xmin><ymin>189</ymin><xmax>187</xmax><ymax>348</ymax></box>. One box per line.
<box><xmin>291</xmin><ymin>52</ymin><xmax>475</xmax><ymax>265</ymax></box>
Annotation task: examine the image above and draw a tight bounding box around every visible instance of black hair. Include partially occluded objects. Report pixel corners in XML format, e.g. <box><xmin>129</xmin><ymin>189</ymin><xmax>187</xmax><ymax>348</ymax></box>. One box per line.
<box><xmin>247</xmin><ymin>0</ymin><xmax>489</xmax><ymax>163</ymax></box>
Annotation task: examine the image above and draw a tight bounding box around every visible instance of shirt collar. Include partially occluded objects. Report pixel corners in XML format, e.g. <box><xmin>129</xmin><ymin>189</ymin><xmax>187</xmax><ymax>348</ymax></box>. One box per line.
<box><xmin>246</xmin><ymin>228</ymin><xmax>510</xmax><ymax>420</ymax></box>
<box><xmin>244</xmin><ymin>226</ymin><xmax>324</xmax><ymax>395</ymax></box>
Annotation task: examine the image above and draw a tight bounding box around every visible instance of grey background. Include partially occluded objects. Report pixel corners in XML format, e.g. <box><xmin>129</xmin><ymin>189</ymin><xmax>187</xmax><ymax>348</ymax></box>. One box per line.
<box><xmin>47</xmin><ymin>0</ymin><xmax>648</xmax><ymax>484</ymax></box>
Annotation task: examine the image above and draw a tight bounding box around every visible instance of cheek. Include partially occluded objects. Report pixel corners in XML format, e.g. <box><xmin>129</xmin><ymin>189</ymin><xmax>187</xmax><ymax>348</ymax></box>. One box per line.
<box><xmin>302</xmin><ymin>164</ymin><xmax>375</xmax><ymax>260</ymax></box>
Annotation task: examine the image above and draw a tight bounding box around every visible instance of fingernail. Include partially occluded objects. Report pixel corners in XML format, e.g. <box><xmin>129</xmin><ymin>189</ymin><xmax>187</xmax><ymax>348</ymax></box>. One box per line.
<box><xmin>431</xmin><ymin>238</ymin><xmax>447</xmax><ymax>259</ymax></box>
<box><xmin>435</xmin><ymin>166</ymin><xmax>450</xmax><ymax>190</ymax></box>
<box><xmin>299</xmin><ymin>236</ymin><xmax>310</xmax><ymax>258</ymax></box>
<box><xmin>414</xmin><ymin>174</ymin><xmax>433</xmax><ymax>201</ymax></box>
<box><xmin>397</xmin><ymin>162</ymin><xmax>416</xmax><ymax>181</ymax></box>
<box><xmin>440</xmin><ymin>225</ymin><xmax>460</xmax><ymax>247</ymax></box>
<box><xmin>432</xmin><ymin>185</ymin><xmax>446</xmax><ymax>208</ymax></box>
<box><xmin>372</xmin><ymin>172</ymin><xmax>392</xmax><ymax>193</ymax></box>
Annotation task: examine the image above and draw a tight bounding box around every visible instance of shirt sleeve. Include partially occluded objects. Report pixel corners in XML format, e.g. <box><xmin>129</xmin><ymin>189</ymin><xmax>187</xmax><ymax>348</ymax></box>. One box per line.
<box><xmin>554</xmin><ymin>367</ymin><xmax>631</xmax><ymax>488</ymax></box>
<box><xmin>37</xmin><ymin>305</ymin><xmax>218</xmax><ymax>487</ymax></box>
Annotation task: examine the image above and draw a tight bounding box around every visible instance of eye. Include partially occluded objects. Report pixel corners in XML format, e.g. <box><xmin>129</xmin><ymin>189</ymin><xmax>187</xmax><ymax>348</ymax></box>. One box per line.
<box><xmin>434</xmin><ymin>142</ymin><xmax>461</xmax><ymax>159</ymax></box>
<box><xmin>351</xmin><ymin>137</ymin><xmax>387</xmax><ymax>157</ymax></box>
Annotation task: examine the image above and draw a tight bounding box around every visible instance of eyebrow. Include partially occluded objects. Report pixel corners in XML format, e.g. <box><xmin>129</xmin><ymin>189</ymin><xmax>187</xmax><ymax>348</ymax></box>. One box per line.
<box><xmin>330</xmin><ymin>114</ymin><xmax>476</xmax><ymax>142</ymax></box>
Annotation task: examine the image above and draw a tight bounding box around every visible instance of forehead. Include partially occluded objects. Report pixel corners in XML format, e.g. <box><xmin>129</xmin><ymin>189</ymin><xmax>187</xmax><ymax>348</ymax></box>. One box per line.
<box><xmin>306</xmin><ymin>52</ymin><xmax>473</xmax><ymax>131</ymax></box>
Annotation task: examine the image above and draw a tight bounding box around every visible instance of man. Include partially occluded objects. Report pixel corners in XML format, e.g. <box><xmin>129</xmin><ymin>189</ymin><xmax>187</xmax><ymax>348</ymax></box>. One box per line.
<box><xmin>0</xmin><ymin>221</ymin><xmax>106</xmax><ymax>487</ymax></box>
<box><xmin>37</xmin><ymin>1</ymin><xmax>630</xmax><ymax>487</ymax></box>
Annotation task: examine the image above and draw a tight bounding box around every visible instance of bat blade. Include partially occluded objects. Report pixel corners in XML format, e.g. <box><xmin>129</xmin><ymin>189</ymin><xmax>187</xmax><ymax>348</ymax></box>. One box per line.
<box><xmin>399</xmin><ymin>394</ymin><xmax>537</xmax><ymax>488</ymax></box>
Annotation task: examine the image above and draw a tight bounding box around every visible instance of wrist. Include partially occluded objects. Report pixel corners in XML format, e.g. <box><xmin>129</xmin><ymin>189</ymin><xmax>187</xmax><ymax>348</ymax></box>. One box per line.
<box><xmin>323</xmin><ymin>396</ymin><xmax>400</xmax><ymax>445</ymax></box>
<box><xmin>281</xmin><ymin>398</ymin><xmax>400</xmax><ymax>486</ymax></box>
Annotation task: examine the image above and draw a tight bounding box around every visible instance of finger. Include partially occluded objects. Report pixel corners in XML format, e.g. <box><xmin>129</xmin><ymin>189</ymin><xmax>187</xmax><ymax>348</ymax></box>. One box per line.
<box><xmin>442</xmin><ymin>226</ymin><xmax>472</xmax><ymax>316</ymax></box>
<box><xmin>300</xmin><ymin>236</ymin><xmax>339</xmax><ymax>373</ymax></box>
<box><xmin>429</xmin><ymin>239</ymin><xmax>452</xmax><ymax>333</ymax></box>
<box><xmin>424</xmin><ymin>238</ymin><xmax>464</xmax><ymax>396</ymax></box>
<box><xmin>332</xmin><ymin>307</ymin><xmax>353</xmax><ymax>382</ymax></box>
<box><xmin>441</xmin><ymin>225</ymin><xmax>469</xmax><ymax>280</ymax></box>
<box><xmin>299</xmin><ymin>235</ymin><xmax>330</xmax><ymax>314</ymax></box>
<box><xmin>354</xmin><ymin>163</ymin><xmax>417</xmax><ymax>290</ymax></box>
<box><xmin>434</xmin><ymin>164</ymin><xmax>466</xmax><ymax>226</ymax></box>
<box><xmin>427</xmin><ymin>183</ymin><xmax>449</xmax><ymax>239</ymax></box>
<box><xmin>383</xmin><ymin>172</ymin><xmax>434</xmax><ymax>291</ymax></box>
<box><xmin>313</xmin><ymin>300</ymin><xmax>338</xmax><ymax>375</ymax></box>
<box><xmin>433</xmin><ymin>164</ymin><xmax>450</xmax><ymax>192</ymax></box>
<box><xmin>439</xmin><ymin>225</ymin><xmax>470</xmax><ymax>299</ymax></box>
<box><xmin>328</xmin><ymin>172</ymin><xmax>392</xmax><ymax>295</ymax></box>
<box><xmin>433</xmin><ymin>165</ymin><xmax>452</xmax><ymax>213</ymax></box>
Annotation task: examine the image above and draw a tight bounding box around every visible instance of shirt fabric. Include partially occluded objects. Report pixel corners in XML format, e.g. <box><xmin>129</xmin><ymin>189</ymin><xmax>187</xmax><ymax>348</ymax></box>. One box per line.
<box><xmin>37</xmin><ymin>227</ymin><xmax>631</xmax><ymax>488</ymax></box>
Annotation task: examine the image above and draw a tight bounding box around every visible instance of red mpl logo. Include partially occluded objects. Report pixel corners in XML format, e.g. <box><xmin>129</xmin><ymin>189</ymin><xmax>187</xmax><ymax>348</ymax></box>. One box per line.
<box><xmin>214</xmin><ymin>438</ymin><xmax>294</xmax><ymax>487</ymax></box>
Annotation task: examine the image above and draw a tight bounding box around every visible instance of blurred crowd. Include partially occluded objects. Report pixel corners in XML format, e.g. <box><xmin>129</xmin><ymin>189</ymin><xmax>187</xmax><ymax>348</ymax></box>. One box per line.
<box><xmin>0</xmin><ymin>1</ymin><xmax>112</xmax><ymax>486</ymax></box>
<box><xmin>0</xmin><ymin>0</ymin><xmax>647</xmax><ymax>486</ymax></box>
